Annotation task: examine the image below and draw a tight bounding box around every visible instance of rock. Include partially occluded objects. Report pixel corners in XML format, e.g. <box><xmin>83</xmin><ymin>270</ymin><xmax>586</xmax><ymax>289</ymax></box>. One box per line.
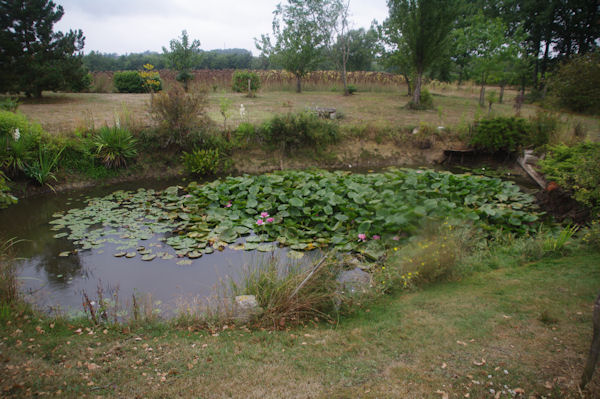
<box><xmin>337</xmin><ymin>267</ymin><xmax>372</xmax><ymax>294</ymax></box>
<box><xmin>232</xmin><ymin>295</ymin><xmax>263</xmax><ymax>323</ymax></box>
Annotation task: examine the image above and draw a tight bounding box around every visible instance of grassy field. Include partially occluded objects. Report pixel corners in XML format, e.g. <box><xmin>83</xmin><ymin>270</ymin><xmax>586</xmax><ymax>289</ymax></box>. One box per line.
<box><xmin>17</xmin><ymin>85</ymin><xmax>600</xmax><ymax>142</ymax></box>
<box><xmin>1</xmin><ymin>253</ymin><xmax>599</xmax><ymax>398</ymax></box>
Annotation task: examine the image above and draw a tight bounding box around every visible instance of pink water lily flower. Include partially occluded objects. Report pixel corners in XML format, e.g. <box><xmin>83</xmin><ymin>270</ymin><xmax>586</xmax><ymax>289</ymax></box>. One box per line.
<box><xmin>372</xmin><ymin>235</ymin><xmax>381</xmax><ymax>240</ymax></box>
<box><xmin>184</xmin><ymin>194</ymin><xmax>192</xmax><ymax>198</ymax></box>
<box><xmin>392</xmin><ymin>235</ymin><xmax>400</xmax><ymax>241</ymax></box>
<box><xmin>225</xmin><ymin>201</ymin><xmax>232</xmax><ymax>208</ymax></box>
<box><xmin>260</xmin><ymin>212</ymin><xmax>269</xmax><ymax>218</ymax></box>
<box><xmin>256</xmin><ymin>219</ymin><xmax>264</xmax><ymax>225</ymax></box>
<box><xmin>358</xmin><ymin>233</ymin><xmax>367</xmax><ymax>241</ymax></box>
<box><xmin>266</xmin><ymin>217</ymin><xmax>274</xmax><ymax>223</ymax></box>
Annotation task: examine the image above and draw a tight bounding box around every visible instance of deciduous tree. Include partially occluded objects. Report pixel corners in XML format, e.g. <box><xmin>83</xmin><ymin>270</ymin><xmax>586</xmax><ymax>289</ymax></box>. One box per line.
<box><xmin>163</xmin><ymin>30</ymin><xmax>201</xmax><ymax>92</ymax></box>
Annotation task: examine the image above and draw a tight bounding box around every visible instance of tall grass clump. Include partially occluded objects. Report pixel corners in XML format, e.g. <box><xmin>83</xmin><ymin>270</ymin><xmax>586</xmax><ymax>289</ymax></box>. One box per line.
<box><xmin>149</xmin><ymin>85</ymin><xmax>212</xmax><ymax>148</ymax></box>
<box><xmin>230</xmin><ymin>255</ymin><xmax>342</xmax><ymax>328</ymax></box>
<box><xmin>92</xmin><ymin>126</ymin><xmax>137</xmax><ymax>169</ymax></box>
<box><xmin>24</xmin><ymin>145</ymin><xmax>64</xmax><ymax>189</ymax></box>
<box><xmin>259</xmin><ymin>112</ymin><xmax>339</xmax><ymax>154</ymax></box>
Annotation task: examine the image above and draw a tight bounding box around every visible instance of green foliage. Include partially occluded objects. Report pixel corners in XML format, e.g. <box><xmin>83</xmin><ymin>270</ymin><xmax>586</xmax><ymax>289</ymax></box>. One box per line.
<box><xmin>138</xmin><ymin>64</ymin><xmax>162</xmax><ymax>92</ymax></box>
<box><xmin>528</xmin><ymin>111</ymin><xmax>559</xmax><ymax>147</ymax></box>
<box><xmin>346</xmin><ymin>84</ymin><xmax>357</xmax><ymax>95</ymax></box>
<box><xmin>0</xmin><ymin>171</ymin><xmax>17</xmax><ymax>209</ymax></box>
<box><xmin>92</xmin><ymin>126</ymin><xmax>137</xmax><ymax>169</ymax></box>
<box><xmin>181</xmin><ymin>148</ymin><xmax>230</xmax><ymax>176</ymax></box>
<box><xmin>581</xmin><ymin>219</ymin><xmax>600</xmax><ymax>252</ymax></box>
<box><xmin>49</xmin><ymin>169</ymin><xmax>541</xmax><ymax>265</ymax></box>
<box><xmin>259</xmin><ymin>112</ymin><xmax>339</xmax><ymax>154</ymax></box>
<box><xmin>542</xmin><ymin>225</ymin><xmax>579</xmax><ymax>255</ymax></box>
<box><xmin>163</xmin><ymin>30</ymin><xmax>201</xmax><ymax>91</ymax></box>
<box><xmin>149</xmin><ymin>85</ymin><xmax>211</xmax><ymax>148</ymax></box>
<box><xmin>0</xmin><ymin>0</ymin><xmax>86</xmax><ymax>97</ymax></box>
<box><xmin>113</xmin><ymin>71</ymin><xmax>146</xmax><ymax>93</ymax></box>
<box><xmin>0</xmin><ymin>111</ymin><xmax>44</xmax><ymax>175</ymax></box>
<box><xmin>469</xmin><ymin>116</ymin><xmax>533</xmax><ymax>153</ymax></box>
<box><xmin>230</xmin><ymin>255</ymin><xmax>341</xmax><ymax>327</ymax></box>
<box><xmin>256</xmin><ymin>0</ymin><xmax>334</xmax><ymax>92</ymax></box>
<box><xmin>234</xmin><ymin>122</ymin><xmax>258</xmax><ymax>147</ymax></box>
<box><xmin>547</xmin><ymin>52</ymin><xmax>600</xmax><ymax>114</ymax></box>
<box><xmin>232</xmin><ymin>70</ymin><xmax>261</xmax><ymax>94</ymax></box>
<box><xmin>407</xmin><ymin>88</ymin><xmax>433</xmax><ymax>110</ymax></box>
<box><xmin>0</xmin><ymin>97</ymin><xmax>19</xmax><ymax>112</ymax></box>
<box><xmin>538</xmin><ymin>142</ymin><xmax>600</xmax><ymax>214</ymax></box>
<box><xmin>24</xmin><ymin>145</ymin><xmax>64</xmax><ymax>188</ymax></box>
<box><xmin>71</xmin><ymin>72</ymin><xmax>93</xmax><ymax>93</ymax></box>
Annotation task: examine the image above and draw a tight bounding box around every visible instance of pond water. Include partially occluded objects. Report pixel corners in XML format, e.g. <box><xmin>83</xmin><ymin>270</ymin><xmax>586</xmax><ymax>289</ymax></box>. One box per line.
<box><xmin>2</xmin><ymin>167</ymin><xmax>538</xmax><ymax>319</ymax></box>
<box><xmin>2</xmin><ymin>178</ymin><xmax>317</xmax><ymax>318</ymax></box>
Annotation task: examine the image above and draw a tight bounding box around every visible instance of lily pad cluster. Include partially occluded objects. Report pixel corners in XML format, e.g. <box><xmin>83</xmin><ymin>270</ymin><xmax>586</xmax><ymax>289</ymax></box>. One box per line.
<box><xmin>49</xmin><ymin>169</ymin><xmax>540</xmax><ymax>261</ymax></box>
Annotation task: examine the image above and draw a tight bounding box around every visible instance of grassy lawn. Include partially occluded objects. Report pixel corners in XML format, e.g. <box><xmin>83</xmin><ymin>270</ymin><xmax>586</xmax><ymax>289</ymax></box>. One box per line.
<box><xmin>2</xmin><ymin>253</ymin><xmax>599</xmax><ymax>398</ymax></box>
<box><xmin>17</xmin><ymin>87</ymin><xmax>599</xmax><ymax>142</ymax></box>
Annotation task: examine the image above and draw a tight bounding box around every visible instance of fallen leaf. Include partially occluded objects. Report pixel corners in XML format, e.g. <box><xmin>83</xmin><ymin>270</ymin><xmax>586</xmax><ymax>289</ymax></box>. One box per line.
<box><xmin>473</xmin><ymin>358</ymin><xmax>486</xmax><ymax>366</ymax></box>
<box><xmin>544</xmin><ymin>381</ymin><xmax>553</xmax><ymax>389</ymax></box>
<box><xmin>514</xmin><ymin>387</ymin><xmax>525</xmax><ymax>395</ymax></box>
<box><xmin>464</xmin><ymin>394</ymin><xmax>470</xmax><ymax>398</ymax></box>
<box><xmin>435</xmin><ymin>390</ymin><xmax>449</xmax><ymax>399</ymax></box>
<box><xmin>457</xmin><ymin>340</ymin><xmax>468</xmax><ymax>346</ymax></box>
<box><xmin>86</xmin><ymin>363</ymin><xmax>100</xmax><ymax>370</ymax></box>
<box><xmin>495</xmin><ymin>391</ymin><xmax>501</xmax><ymax>399</ymax></box>
<box><xmin>441</xmin><ymin>362</ymin><xmax>447</xmax><ymax>369</ymax></box>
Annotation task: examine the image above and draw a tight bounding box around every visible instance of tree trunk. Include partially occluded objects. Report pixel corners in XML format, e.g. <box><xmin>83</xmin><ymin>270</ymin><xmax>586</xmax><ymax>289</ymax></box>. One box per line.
<box><xmin>479</xmin><ymin>84</ymin><xmax>485</xmax><ymax>107</ymax></box>
<box><xmin>581</xmin><ymin>292</ymin><xmax>600</xmax><ymax>389</ymax></box>
<box><xmin>412</xmin><ymin>73</ymin><xmax>422</xmax><ymax>104</ymax></box>
<box><xmin>403</xmin><ymin>73</ymin><xmax>412</xmax><ymax>97</ymax></box>
<box><xmin>295</xmin><ymin>75</ymin><xmax>302</xmax><ymax>93</ymax></box>
<box><xmin>499</xmin><ymin>84</ymin><xmax>505</xmax><ymax>104</ymax></box>
<box><xmin>342</xmin><ymin>63</ymin><xmax>349</xmax><ymax>96</ymax></box>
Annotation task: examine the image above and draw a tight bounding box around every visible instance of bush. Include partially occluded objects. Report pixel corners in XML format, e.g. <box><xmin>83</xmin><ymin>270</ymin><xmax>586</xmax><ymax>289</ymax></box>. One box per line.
<box><xmin>0</xmin><ymin>111</ymin><xmax>44</xmax><ymax>175</ymax></box>
<box><xmin>258</xmin><ymin>112</ymin><xmax>339</xmax><ymax>154</ymax></box>
<box><xmin>232</xmin><ymin>70</ymin><xmax>261</xmax><ymax>94</ymax></box>
<box><xmin>347</xmin><ymin>84</ymin><xmax>357</xmax><ymax>95</ymax></box>
<box><xmin>92</xmin><ymin>126</ymin><xmax>137</xmax><ymax>169</ymax></box>
<box><xmin>469</xmin><ymin>116</ymin><xmax>532</xmax><ymax>153</ymax></box>
<box><xmin>407</xmin><ymin>88</ymin><xmax>434</xmax><ymax>110</ymax></box>
<box><xmin>149</xmin><ymin>85</ymin><xmax>211</xmax><ymax>148</ymax></box>
<box><xmin>114</xmin><ymin>70</ymin><xmax>162</xmax><ymax>94</ymax></box>
<box><xmin>547</xmin><ymin>51</ymin><xmax>600</xmax><ymax>114</ymax></box>
<box><xmin>538</xmin><ymin>142</ymin><xmax>600</xmax><ymax>215</ymax></box>
<box><xmin>24</xmin><ymin>145</ymin><xmax>63</xmax><ymax>188</ymax></box>
<box><xmin>528</xmin><ymin>111</ymin><xmax>559</xmax><ymax>147</ymax></box>
<box><xmin>181</xmin><ymin>148</ymin><xmax>231</xmax><ymax>176</ymax></box>
<box><xmin>0</xmin><ymin>97</ymin><xmax>19</xmax><ymax>112</ymax></box>
<box><xmin>71</xmin><ymin>72</ymin><xmax>93</xmax><ymax>92</ymax></box>
<box><xmin>234</xmin><ymin>122</ymin><xmax>258</xmax><ymax>147</ymax></box>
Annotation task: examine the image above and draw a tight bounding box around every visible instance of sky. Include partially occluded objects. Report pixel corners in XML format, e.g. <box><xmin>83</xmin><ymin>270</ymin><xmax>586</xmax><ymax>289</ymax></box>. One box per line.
<box><xmin>54</xmin><ymin>0</ymin><xmax>390</xmax><ymax>56</ymax></box>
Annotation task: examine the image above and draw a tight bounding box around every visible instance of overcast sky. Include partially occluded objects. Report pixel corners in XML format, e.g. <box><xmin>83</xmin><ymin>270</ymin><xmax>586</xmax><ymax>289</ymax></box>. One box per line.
<box><xmin>54</xmin><ymin>0</ymin><xmax>389</xmax><ymax>55</ymax></box>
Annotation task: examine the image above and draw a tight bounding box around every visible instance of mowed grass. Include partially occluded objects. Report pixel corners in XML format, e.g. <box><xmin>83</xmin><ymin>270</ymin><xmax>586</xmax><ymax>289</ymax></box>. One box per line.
<box><xmin>17</xmin><ymin>85</ymin><xmax>600</xmax><ymax>141</ymax></box>
<box><xmin>1</xmin><ymin>254</ymin><xmax>599</xmax><ymax>398</ymax></box>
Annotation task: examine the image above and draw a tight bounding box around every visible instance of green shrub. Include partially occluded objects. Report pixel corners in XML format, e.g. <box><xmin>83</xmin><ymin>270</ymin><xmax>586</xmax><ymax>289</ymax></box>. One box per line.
<box><xmin>149</xmin><ymin>85</ymin><xmax>211</xmax><ymax>148</ymax></box>
<box><xmin>347</xmin><ymin>84</ymin><xmax>358</xmax><ymax>95</ymax></box>
<box><xmin>0</xmin><ymin>111</ymin><xmax>44</xmax><ymax>175</ymax></box>
<box><xmin>234</xmin><ymin>122</ymin><xmax>257</xmax><ymax>147</ymax></box>
<box><xmin>259</xmin><ymin>112</ymin><xmax>339</xmax><ymax>154</ymax></box>
<box><xmin>181</xmin><ymin>148</ymin><xmax>231</xmax><ymax>176</ymax></box>
<box><xmin>232</xmin><ymin>70</ymin><xmax>261</xmax><ymax>94</ymax></box>
<box><xmin>92</xmin><ymin>126</ymin><xmax>137</xmax><ymax>169</ymax></box>
<box><xmin>528</xmin><ymin>111</ymin><xmax>559</xmax><ymax>147</ymax></box>
<box><xmin>538</xmin><ymin>142</ymin><xmax>600</xmax><ymax>215</ymax></box>
<box><xmin>114</xmin><ymin>70</ymin><xmax>162</xmax><ymax>94</ymax></box>
<box><xmin>71</xmin><ymin>72</ymin><xmax>93</xmax><ymax>92</ymax></box>
<box><xmin>0</xmin><ymin>97</ymin><xmax>19</xmax><ymax>112</ymax></box>
<box><xmin>407</xmin><ymin>89</ymin><xmax>434</xmax><ymax>110</ymax></box>
<box><xmin>547</xmin><ymin>51</ymin><xmax>600</xmax><ymax>114</ymax></box>
<box><xmin>470</xmin><ymin>116</ymin><xmax>532</xmax><ymax>153</ymax></box>
<box><xmin>582</xmin><ymin>219</ymin><xmax>600</xmax><ymax>251</ymax></box>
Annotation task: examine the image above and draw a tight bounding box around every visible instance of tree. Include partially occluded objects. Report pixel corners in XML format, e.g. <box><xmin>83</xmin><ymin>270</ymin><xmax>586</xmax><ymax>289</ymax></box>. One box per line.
<box><xmin>0</xmin><ymin>0</ymin><xmax>86</xmax><ymax>97</ymax></box>
<box><xmin>163</xmin><ymin>30</ymin><xmax>201</xmax><ymax>92</ymax></box>
<box><xmin>326</xmin><ymin>0</ymin><xmax>352</xmax><ymax>95</ymax></box>
<box><xmin>385</xmin><ymin>0</ymin><xmax>458</xmax><ymax>106</ymax></box>
<box><xmin>256</xmin><ymin>0</ymin><xmax>334</xmax><ymax>93</ymax></box>
<box><xmin>344</xmin><ymin>27</ymin><xmax>380</xmax><ymax>71</ymax></box>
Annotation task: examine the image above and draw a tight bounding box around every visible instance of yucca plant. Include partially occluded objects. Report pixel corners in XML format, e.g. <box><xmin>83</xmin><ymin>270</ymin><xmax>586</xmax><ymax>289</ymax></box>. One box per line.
<box><xmin>24</xmin><ymin>145</ymin><xmax>64</xmax><ymax>191</ymax></box>
<box><xmin>92</xmin><ymin>126</ymin><xmax>137</xmax><ymax>169</ymax></box>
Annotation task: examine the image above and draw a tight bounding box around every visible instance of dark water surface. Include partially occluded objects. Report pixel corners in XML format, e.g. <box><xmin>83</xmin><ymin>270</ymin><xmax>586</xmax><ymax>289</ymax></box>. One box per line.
<box><xmin>1</xmin><ymin>178</ymin><xmax>315</xmax><ymax>317</ymax></box>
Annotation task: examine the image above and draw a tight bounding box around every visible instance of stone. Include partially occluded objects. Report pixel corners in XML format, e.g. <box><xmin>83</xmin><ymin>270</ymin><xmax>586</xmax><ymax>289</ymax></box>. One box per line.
<box><xmin>232</xmin><ymin>295</ymin><xmax>263</xmax><ymax>323</ymax></box>
<box><xmin>337</xmin><ymin>267</ymin><xmax>372</xmax><ymax>294</ymax></box>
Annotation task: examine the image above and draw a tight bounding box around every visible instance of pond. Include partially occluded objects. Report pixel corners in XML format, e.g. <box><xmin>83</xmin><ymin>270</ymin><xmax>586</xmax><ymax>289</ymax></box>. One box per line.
<box><xmin>2</xmin><ymin>168</ymin><xmax>540</xmax><ymax>319</ymax></box>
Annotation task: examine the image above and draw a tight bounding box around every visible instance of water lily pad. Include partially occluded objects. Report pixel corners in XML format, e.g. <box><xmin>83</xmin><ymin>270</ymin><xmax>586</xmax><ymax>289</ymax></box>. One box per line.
<box><xmin>257</xmin><ymin>244</ymin><xmax>276</xmax><ymax>252</ymax></box>
<box><xmin>231</xmin><ymin>243</ymin><xmax>245</xmax><ymax>251</ymax></box>
<box><xmin>244</xmin><ymin>242</ymin><xmax>259</xmax><ymax>251</ymax></box>
<box><xmin>53</xmin><ymin>233</ymin><xmax>68</xmax><ymax>239</ymax></box>
<box><xmin>58</xmin><ymin>251</ymin><xmax>71</xmax><ymax>257</ymax></box>
<box><xmin>187</xmin><ymin>251</ymin><xmax>202</xmax><ymax>259</ymax></box>
<box><xmin>125</xmin><ymin>252</ymin><xmax>137</xmax><ymax>258</ymax></box>
<box><xmin>176</xmin><ymin>259</ymin><xmax>193</xmax><ymax>266</ymax></box>
<box><xmin>113</xmin><ymin>252</ymin><xmax>126</xmax><ymax>257</ymax></box>
<box><xmin>142</xmin><ymin>254</ymin><xmax>156</xmax><ymax>261</ymax></box>
<box><xmin>161</xmin><ymin>254</ymin><xmax>175</xmax><ymax>260</ymax></box>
